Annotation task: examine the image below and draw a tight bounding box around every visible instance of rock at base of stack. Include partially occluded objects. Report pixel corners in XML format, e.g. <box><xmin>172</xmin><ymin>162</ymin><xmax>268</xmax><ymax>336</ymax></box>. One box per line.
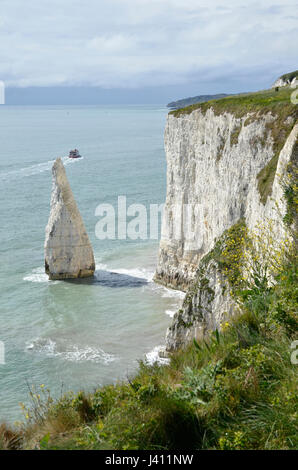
<box><xmin>44</xmin><ymin>158</ymin><xmax>95</xmax><ymax>280</ymax></box>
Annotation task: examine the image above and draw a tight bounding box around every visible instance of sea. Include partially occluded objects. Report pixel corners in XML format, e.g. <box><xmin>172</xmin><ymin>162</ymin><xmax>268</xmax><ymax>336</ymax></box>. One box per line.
<box><xmin>0</xmin><ymin>105</ymin><xmax>184</xmax><ymax>423</ymax></box>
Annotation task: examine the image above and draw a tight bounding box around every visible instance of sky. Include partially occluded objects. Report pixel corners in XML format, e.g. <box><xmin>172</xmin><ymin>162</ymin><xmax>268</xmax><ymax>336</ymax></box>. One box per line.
<box><xmin>0</xmin><ymin>0</ymin><xmax>297</xmax><ymax>103</ymax></box>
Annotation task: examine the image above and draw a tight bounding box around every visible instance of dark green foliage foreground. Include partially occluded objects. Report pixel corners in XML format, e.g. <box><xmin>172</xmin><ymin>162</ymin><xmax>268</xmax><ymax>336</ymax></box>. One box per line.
<box><xmin>1</xmin><ymin>234</ymin><xmax>297</xmax><ymax>450</ymax></box>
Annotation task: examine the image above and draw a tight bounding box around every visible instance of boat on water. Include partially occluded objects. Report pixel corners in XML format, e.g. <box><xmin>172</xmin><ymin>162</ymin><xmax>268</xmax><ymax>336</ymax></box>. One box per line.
<box><xmin>68</xmin><ymin>149</ymin><xmax>82</xmax><ymax>159</ymax></box>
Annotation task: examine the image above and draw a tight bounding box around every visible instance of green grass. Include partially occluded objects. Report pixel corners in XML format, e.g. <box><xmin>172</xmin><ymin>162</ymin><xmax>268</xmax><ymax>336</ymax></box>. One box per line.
<box><xmin>256</xmin><ymin>104</ymin><xmax>297</xmax><ymax>204</ymax></box>
<box><xmin>201</xmin><ymin>219</ymin><xmax>247</xmax><ymax>290</ymax></box>
<box><xmin>230</xmin><ymin>124</ymin><xmax>241</xmax><ymax>146</ymax></box>
<box><xmin>257</xmin><ymin>154</ymin><xmax>280</xmax><ymax>205</ymax></box>
<box><xmin>281</xmin><ymin>147</ymin><xmax>298</xmax><ymax>229</ymax></box>
<box><xmin>2</xmin><ymin>238</ymin><xmax>297</xmax><ymax>450</ymax></box>
<box><xmin>170</xmin><ymin>86</ymin><xmax>297</xmax><ymax>119</ymax></box>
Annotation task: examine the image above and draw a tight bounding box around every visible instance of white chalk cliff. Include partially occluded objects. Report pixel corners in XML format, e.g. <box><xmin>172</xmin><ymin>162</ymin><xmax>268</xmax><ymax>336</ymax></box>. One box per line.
<box><xmin>272</xmin><ymin>71</ymin><xmax>298</xmax><ymax>89</ymax></box>
<box><xmin>154</xmin><ymin>89</ymin><xmax>297</xmax><ymax>351</ymax></box>
<box><xmin>45</xmin><ymin>158</ymin><xmax>95</xmax><ymax>280</ymax></box>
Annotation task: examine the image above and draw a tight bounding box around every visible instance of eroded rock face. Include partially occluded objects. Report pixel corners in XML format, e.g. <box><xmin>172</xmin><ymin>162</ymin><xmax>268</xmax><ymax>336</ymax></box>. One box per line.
<box><xmin>272</xmin><ymin>76</ymin><xmax>298</xmax><ymax>89</ymax></box>
<box><xmin>158</xmin><ymin>110</ymin><xmax>297</xmax><ymax>351</ymax></box>
<box><xmin>155</xmin><ymin>110</ymin><xmax>297</xmax><ymax>291</ymax></box>
<box><xmin>45</xmin><ymin>158</ymin><xmax>95</xmax><ymax>280</ymax></box>
<box><xmin>166</xmin><ymin>259</ymin><xmax>237</xmax><ymax>352</ymax></box>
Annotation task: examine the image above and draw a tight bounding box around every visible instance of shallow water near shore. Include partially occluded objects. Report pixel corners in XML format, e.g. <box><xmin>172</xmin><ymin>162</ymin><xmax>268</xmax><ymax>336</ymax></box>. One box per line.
<box><xmin>0</xmin><ymin>105</ymin><xmax>183</xmax><ymax>423</ymax></box>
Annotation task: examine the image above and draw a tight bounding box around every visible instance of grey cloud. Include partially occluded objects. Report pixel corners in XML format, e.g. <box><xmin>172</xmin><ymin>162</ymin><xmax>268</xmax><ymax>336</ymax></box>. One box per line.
<box><xmin>0</xmin><ymin>0</ymin><xmax>297</xmax><ymax>90</ymax></box>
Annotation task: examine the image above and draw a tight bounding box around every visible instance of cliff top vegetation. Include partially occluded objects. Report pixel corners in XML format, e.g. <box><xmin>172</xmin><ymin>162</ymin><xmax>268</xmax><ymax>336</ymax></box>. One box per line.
<box><xmin>167</xmin><ymin>93</ymin><xmax>229</xmax><ymax>110</ymax></box>
<box><xmin>170</xmin><ymin>86</ymin><xmax>297</xmax><ymax>120</ymax></box>
<box><xmin>279</xmin><ymin>70</ymin><xmax>298</xmax><ymax>83</ymax></box>
<box><xmin>170</xmin><ymin>86</ymin><xmax>297</xmax><ymax>206</ymax></box>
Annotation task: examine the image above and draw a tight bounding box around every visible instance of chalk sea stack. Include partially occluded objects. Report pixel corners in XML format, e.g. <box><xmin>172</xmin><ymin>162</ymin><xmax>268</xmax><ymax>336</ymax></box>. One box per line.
<box><xmin>44</xmin><ymin>158</ymin><xmax>95</xmax><ymax>280</ymax></box>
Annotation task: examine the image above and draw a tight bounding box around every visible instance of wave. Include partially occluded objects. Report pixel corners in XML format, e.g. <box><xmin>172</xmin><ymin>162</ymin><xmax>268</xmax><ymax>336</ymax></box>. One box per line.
<box><xmin>96</xmin><ymin>263</ymin><xmax>154</xmax><ymax>282</ymax></box>
<box><xmin>23</xmin><ymin>266</ymin><xmax>54</xmax><ymax>283</ymax></box>
<box><xmin>24</xmin><ymin>263</ymin><xmax>184</xmax><ymax>319</ymax></box>
<box><xmin>0</xmin><ymin>156</ymin><xmax>82</xmax><ymax>182</ymax></box>
<box><xmin>107</xmin><ymin>266</ymin><xmax>154</xmax><ymax>283</ymax></box>
<box><xmin>145</xmin><ymin>345</ymin><xmax>170</xmax><ymax>365</ymax></box>
<box><xmin>23</xmin><ymin>264</ymin><xmax>153</xmax><ymax>287</ymax></box>
<box><xmin>24</xmin><ymin>262</ymin><xmax>183</xmax><ymax>310</ymax></box>
<box><xmin>165</xmin><ymin>309</ymin><xmax>176</xmax><ymax>318</ymax></box>
<box><xmin>26</xmin><ymin>338</ymin><xmax>117</xmax><ymax>364</ymax></box>
<box><xmin>161</xmin><ymin>287</ymin><xmax>185</xmax><ymax>300</ymax></box>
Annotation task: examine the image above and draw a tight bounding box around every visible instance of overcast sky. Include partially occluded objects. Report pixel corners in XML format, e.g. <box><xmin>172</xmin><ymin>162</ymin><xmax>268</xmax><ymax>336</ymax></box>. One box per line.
<box><xmin>0</xmin><ymin>0</ymin><xmax>297</xmax><ymax>101</ymax></box>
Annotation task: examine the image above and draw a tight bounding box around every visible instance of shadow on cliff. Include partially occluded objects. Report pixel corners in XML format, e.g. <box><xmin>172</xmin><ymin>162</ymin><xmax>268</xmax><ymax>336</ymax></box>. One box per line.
<box><xmin>64</xmin><ymin>269</ymin><xmax>148</xmax><ymax>288</ymax></box>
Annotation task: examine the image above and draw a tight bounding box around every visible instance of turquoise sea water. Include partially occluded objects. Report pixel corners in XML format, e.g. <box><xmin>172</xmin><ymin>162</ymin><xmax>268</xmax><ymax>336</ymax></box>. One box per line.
<box><xmin>0</xmin><ymin>105</ymin><xmax>183</xmax><ymax>423</ymax></box>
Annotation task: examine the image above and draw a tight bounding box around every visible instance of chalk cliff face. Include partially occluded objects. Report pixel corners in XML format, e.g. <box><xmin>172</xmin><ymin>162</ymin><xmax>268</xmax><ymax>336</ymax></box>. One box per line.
<box><xmin>45</xmin><ymin>158</ymin><xmax>95</xmax><ymax>280</ymax></box>
<box><xmin>155</xmin><ymin>109</ymin><xmax>296</xmax><ymax>290</ymax></box>
<box><xmin>155</xmin><ymin>93</ymin><xmax>297</xmax><ymax>351</ymax></box>
<box><xmin>272</xmin><ymin>71</ymin><xmax>298</xmax><ymax>89</ymax></box>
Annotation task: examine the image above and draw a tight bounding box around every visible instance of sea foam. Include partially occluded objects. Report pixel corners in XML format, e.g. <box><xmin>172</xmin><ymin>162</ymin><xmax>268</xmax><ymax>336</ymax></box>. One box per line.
<box><xmin>26</xmin><ymin>338</ymin><xmax>117</xmax><ymax>364</ymax></box>
<box><xmin>145</xmin><ymin>345</ymin><xmax>170</xmax><ymax>365</ymax></box>
<box><xmin>0</xmin><ymin>156</ymin><xmax>82</xmax><ymax>182</ymax></box>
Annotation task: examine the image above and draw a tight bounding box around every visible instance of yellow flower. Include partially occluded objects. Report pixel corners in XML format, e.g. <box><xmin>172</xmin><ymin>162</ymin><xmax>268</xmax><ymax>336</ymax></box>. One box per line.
<box><xmin>221</xmin><ymin>321</ymin><xmax>230</xmax><ymax>332</ymax></box>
